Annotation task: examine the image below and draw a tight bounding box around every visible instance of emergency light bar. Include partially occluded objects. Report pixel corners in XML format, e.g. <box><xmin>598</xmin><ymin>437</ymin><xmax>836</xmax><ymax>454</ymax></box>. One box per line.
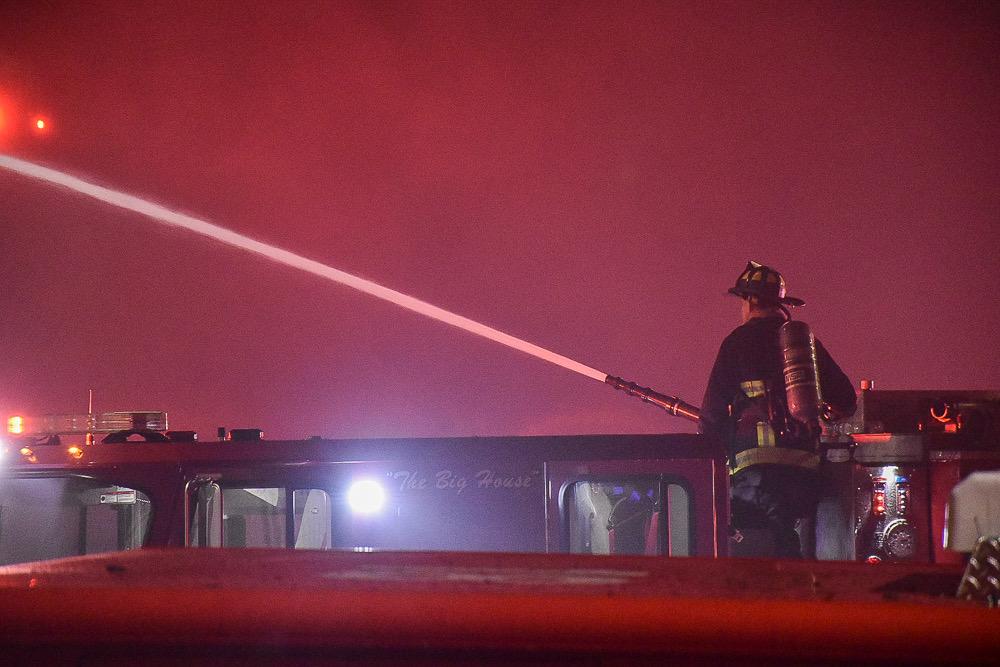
<box><xmin>6</xmin><ymin>411</ymin><xmax>167</xmax><ymax>436</ymax></box>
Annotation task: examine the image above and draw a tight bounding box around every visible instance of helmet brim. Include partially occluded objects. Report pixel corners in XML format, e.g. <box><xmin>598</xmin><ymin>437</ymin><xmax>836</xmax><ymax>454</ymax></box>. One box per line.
<box><xmin>727</xmin><ymin>287</ymin><xmax>805</xmax><ymax>307</ymax></box>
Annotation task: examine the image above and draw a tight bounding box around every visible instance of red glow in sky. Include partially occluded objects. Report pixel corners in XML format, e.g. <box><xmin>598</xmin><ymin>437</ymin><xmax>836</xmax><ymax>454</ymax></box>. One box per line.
<box><xmin>0</xmin><ymin>104</ymin><xmax>8</xmax><ymax>140</ymax></box>
<box><xmin>0</xmin><ymin>2</ymin><xmax>998</xmax><ymax>440</ymax></box>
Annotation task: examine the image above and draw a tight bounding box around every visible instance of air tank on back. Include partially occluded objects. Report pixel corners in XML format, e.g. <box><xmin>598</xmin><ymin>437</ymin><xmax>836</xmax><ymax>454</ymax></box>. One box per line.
<box><xmin>780</xmin><ymin>320</ymin><xmax>822</xmax><ymax>424</ymax></box>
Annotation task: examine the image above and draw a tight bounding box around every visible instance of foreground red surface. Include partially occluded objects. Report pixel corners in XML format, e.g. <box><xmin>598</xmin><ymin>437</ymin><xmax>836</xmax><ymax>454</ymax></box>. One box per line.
<box><xmin>0</xmin><ymin>549</ymin><xmax>993</xmax><ymax>665</ymax></box>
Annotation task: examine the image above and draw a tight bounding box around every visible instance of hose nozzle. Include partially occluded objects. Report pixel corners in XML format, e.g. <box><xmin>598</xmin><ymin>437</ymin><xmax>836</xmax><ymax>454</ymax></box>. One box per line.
<box><xmin>605</xmin><ymin>375</ymin><xmax>701</xmax><ymax>423</ymax></box>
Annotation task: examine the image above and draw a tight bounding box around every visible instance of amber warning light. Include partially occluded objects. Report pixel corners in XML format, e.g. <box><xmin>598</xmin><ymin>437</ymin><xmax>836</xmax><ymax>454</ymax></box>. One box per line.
<box><xmin>7</xmin><ymin>415</ymin><xmax>25</xmax><ymax>435</ymax></box>
<box><xmin>5</xmin><ymin>411</ymin><xmax>167</xmax><ymax>436</ymax></box>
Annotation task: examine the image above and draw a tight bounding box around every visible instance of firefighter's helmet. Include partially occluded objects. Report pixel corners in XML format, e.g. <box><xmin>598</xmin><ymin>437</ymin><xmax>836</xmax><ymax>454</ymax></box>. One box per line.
<box><xmin>728</xmin><ymin>260</ymin><xmax>804</xmax><ymax>307</ymax></box>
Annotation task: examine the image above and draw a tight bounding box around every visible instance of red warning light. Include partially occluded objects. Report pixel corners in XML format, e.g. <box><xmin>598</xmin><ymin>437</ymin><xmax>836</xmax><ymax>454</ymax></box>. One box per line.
<box><xmin>35</xmin><ymin>118</ymin><xmax>45</xmax><ymax>130</ymax></box>
<box><xmin>32</xmin><ymin>116</ymin><xmax>49</xmax><ymax>133</ymax></box>
<box><xmin>872</xmin><ymin>491</ymin><xmax>886</xmax><ymax>515</ymax></box>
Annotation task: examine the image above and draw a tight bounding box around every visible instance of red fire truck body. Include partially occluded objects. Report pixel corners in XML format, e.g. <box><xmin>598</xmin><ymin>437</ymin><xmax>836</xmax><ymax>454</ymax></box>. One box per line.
<box><xmin>0</xmin><ymin>392</ymin><xmax>1000</xmax><ymax>563</ymax></box>
<box><xmin>1</xmin><ymin>390</ymin><xmax>999</xmax><ymax>663</ymax></box>
<box><xmin>3</xmin><ymin>388</ymin><xmax>998</xmax><ymax>565</ymax></box>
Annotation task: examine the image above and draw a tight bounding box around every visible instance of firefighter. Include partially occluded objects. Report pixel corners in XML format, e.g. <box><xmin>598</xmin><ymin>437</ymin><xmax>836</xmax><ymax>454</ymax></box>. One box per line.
<box><xmin>700</xmin><ymin>261</ymin><xmax>856</xmax><ymax>558</ymax></box>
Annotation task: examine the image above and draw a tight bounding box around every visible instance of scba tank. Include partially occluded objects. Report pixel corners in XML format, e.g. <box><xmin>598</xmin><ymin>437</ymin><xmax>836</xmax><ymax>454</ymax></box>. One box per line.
<box><xmin>779</xmin><ymin>320</ymin><xmax>821</xmax><ymax>424</ymax></box>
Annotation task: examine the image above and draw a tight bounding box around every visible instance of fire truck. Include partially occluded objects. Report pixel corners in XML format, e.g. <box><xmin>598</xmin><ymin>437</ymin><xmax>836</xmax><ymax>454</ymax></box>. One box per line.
<box><xmin>0</xmin><ymin>388</ymin><xmax>998</xmax><ymax>663</ymax></box>
<box><xmin>1</xmin><ymin>386</ymin><xmax>998</xmax><ymax>565</ymax></box>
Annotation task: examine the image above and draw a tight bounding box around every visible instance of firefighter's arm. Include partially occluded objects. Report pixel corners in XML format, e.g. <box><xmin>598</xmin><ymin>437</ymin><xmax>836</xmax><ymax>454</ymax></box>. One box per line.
<box><xmin>700</xmin><ymin>339</ymin><xmax>737</xmax><ymax>439</ymax></box>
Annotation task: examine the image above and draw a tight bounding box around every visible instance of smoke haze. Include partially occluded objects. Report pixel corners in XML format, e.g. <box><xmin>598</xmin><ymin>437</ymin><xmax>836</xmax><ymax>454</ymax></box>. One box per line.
<box><xmin>1</xmin><ymin>1</ymin><xmax>998</xmax><ymax>439</ymax></box>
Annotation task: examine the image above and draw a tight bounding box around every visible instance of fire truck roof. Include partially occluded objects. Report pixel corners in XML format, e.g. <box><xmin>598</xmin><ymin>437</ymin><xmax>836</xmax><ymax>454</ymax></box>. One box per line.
<box><xmin>0</xmin><ymin>548</ymin><xmax>991</xmax><ymax>664</ymax></box>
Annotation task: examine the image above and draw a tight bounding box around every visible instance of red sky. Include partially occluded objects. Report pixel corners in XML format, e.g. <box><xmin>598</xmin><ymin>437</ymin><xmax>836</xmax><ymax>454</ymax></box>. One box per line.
<box><xmin>1</xmin><ymin>1</ymin><xmax>998</xmax><ymax>440</ymax></box>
